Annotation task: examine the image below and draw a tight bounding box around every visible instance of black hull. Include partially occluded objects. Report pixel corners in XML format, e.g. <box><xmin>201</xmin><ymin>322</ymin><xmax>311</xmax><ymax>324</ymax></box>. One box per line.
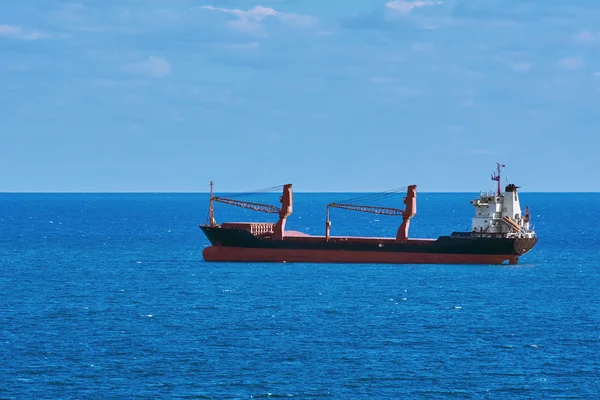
<box><xmin>200</xmin><ymin>226</ymin><xmax>538</xmax><ymax>264</ymax></box>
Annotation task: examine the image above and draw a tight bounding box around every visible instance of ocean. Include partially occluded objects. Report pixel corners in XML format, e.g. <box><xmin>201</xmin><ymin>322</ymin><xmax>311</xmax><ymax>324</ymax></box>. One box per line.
<box><xmin>1</xmin><ymin>192</ymin><xmax>599</xmax><ymax>399</ymax></box>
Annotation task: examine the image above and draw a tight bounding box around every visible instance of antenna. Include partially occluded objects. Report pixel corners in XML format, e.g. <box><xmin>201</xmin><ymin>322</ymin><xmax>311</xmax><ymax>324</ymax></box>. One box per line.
<box><xmin>490</xmin><ymin>162</ymin><xmax>505</xmax><ymax>196</ymax></box>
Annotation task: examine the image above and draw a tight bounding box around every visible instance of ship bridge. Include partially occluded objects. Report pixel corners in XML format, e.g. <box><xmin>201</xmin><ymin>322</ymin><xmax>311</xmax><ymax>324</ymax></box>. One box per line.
<box><xmin>470</xmin><ymin>164</ymin><xmax>535</xmax><ymax>239</ymax></box>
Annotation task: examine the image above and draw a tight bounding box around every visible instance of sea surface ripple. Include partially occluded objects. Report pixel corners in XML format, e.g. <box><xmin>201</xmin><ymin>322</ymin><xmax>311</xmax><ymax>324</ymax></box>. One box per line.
<box><xmin>1</xmin><ymin>192</ymin><xmax>599</xmax><ymax>398</ymax></box>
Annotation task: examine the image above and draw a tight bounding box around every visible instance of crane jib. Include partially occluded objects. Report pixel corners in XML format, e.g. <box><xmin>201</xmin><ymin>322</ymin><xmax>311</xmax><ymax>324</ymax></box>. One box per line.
<box><xmin>327</xmin><ymin>203</ymin><xmax>404</xmax><ymax>216</ymax></box>
<box><xmin>212</xmin><ymin>197</ymin><xmax>280</xmax><ymax>214</ymax></box>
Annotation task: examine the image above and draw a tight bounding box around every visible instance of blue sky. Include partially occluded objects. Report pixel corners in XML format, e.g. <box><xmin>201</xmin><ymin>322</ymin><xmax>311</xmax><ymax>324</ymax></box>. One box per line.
<box><xmin>1</xmin><ymin>0</ymin><xmax>599</xmax><ymax>192</ymax></box>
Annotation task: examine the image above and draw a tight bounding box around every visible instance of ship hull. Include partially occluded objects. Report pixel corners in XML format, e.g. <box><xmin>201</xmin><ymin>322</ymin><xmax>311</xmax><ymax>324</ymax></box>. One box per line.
<box><xmin>200</xmin><ymin>226</ymin><xmax>538</xmax><ymax>265</ymax></box>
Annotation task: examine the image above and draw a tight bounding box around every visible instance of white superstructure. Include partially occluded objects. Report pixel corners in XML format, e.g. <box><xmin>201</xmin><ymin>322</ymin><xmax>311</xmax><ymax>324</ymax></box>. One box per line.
<box><xmin>470</xmin><ymin>164</ymin><xmax>536</xmax><ymax>239</ymax></box>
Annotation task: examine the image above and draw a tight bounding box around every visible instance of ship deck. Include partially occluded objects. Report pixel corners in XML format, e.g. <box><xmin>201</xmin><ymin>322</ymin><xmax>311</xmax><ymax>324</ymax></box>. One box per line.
<box><xmin>281</xmin><ymin>231</ymin><xmax>437</xmax><ymax>244</ymax></box>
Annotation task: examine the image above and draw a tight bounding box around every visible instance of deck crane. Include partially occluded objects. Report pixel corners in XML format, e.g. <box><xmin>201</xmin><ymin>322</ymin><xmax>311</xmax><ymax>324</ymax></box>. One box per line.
<box><xmin>325</xmin><ymin>185</ymin><xmax>417</xmax><ymax>242</ymax></box>
<box><xmin>206</xmin><ymin>182</ymin><xmax>293</xmax><ymax>240</ymax></box>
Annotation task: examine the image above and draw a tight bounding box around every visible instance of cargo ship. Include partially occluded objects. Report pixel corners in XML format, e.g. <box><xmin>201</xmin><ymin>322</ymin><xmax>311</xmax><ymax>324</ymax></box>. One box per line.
<box><xmin>199</xmin><ymin>164</ymin><xmax>538</xmax><ymax>265</ymax></box>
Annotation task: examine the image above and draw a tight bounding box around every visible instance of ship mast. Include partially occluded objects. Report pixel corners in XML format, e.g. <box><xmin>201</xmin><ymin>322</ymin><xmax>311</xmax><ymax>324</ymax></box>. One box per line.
<box><xmin>491</xmin><ymin>162</ymin><xmax>505</xmax><ymax>196</ymax></box>
<box><xmin>208</xmin><ymin>180</ymin><xmax>216</xmax><ymax>227</ymax></box>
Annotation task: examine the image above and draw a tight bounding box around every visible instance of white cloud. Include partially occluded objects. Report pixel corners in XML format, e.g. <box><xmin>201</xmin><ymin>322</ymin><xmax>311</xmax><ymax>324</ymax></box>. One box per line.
<box><xmin>460</xmin><ymin>97</ymin><xmax>475</xmax><ymax>108</ymax></box>
<box><xmin>557</xmin><ymin>57</ymin><xmax>584</xmax><ymax>70</ymax></box>
<box><xmin>508</xmin><ymin>62</ymin><xmax>534</xmax><ymax>72</ymax></box>
<box><xmin>412</xmin><ymin>42</ymin><xmax>433</xmax><ymax>52</ymax></box>
<box><xmin>265</xmin><ymin>132</ymin><xmax>281</xmax><ymax>141</ymax></box>
<box><xmin>492</xmin><ymin>51</ymin><xmax>534</xmax><ymax>73</ymax></box>
<box><xmin>372</xmin><ymin>81</ymin><xmax>421</xmax><ymax>99</ymax></box>
<box><xmin>92</xmin><ymin>79</ymin><xmax>150</xmax><ymax>88</ymax></box>
<box><xmin>368</xmin><ymin>76</ymin><xmax>398</xmax><ymax>84</ymax></box>
<box><xmin>199</xmin><ymin>5</ymin><xmax>316</xmax><ymax>36</ymax></box>
<box><xmin>573</xmin><ymin>30</ymin><xmax>600</xmax><ymax>44</ymax></box>
<box><xmin>125</xmin><ymin>56</ymin><xmax>171</xmax><ymax>78</ymax></box>
<box><xmin>385</xmin><ymin>0</ymin><xmax>443</xmax><ymax>13</ymax></box>
<box><xmin>316</xmin><ymin>30</ymin><xmax>335</xmax><ymax>36</ymax></box>
<box><xmin>218</xmin><ymin>41</ymin><xmax>260</xmax><ymax>52</ymax></box>
<box><xmin>50</xmin><ymin>3</ymin><xmax>90</xmax><ymax>24</ymax></box>
<box><xmin>396</xmin><ymin>86</ymin><xmax>420</xmax><ymax>97</ymax></box>
<box><xmin>0</xmin><ymin>25</ymin><xmax>45</xmax><ymax>40</ymax></box>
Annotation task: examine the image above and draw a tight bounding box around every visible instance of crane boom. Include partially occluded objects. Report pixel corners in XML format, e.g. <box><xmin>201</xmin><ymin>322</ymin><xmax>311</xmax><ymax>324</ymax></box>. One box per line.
<box><xmin>212</xmin><ymin>197</ymin><xmax>280</xmax><ymax>214</ymax></box>
<box><xmin>327</xmin><ymin>203</ymin><xmax>404</xmax><ymax>216</ymax></box>
<box><xmin>324</xmin><ymin>185</ymin><xmax>417</xmax><ymax>242</ymax></box>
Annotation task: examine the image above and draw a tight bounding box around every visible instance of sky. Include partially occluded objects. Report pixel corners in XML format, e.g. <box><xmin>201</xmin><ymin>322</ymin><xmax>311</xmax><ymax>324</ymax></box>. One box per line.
<box><xmin>1</xmin><ymin>0</ymin><xmax>600</xmax><ymax>192</ymax></box>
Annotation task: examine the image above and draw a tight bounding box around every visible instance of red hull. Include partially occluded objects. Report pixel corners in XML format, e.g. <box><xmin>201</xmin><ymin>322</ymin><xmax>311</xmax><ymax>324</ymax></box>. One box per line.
<box><xmin>202</xmin><ymin>245</ymin><xmax>517</xmax><ymax>265</ymax></box>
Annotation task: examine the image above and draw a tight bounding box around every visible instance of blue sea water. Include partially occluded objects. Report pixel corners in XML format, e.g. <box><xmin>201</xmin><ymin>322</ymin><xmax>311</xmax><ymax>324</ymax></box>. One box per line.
<box><xmin>1</xmin><ymin>192</ymin><xmax>599</xmax><ymax>399</ymax></box>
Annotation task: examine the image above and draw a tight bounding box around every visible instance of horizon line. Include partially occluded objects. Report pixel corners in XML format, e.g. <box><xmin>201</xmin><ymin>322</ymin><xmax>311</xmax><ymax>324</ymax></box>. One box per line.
<box><xmin>1</xmin><ymin>191</ymin><xmax>599</xmax><ymax>194</ymax></box>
